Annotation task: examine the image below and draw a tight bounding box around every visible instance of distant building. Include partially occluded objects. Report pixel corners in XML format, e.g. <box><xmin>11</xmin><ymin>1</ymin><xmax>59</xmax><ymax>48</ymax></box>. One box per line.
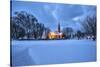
<box><xmin>48</xmin><ymin>23</ymin><xmax>64</xmax><ymax>39</ymax></box>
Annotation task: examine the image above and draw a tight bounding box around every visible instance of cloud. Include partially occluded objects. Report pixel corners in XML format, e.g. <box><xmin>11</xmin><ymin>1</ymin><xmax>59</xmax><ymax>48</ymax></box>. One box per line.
<box><xmin>72</xmin><ymin>16</ymin><xmax>80</xmax><ymax>21</ymax></box>
<box><xmin>12</xmin><ymin>1</ymin><xmax>96</xmax><ymax>31</ymax></box>
<box><xmin>52</xmin><ymin>5</ymin><xmax>58</xmax><ymax>21</ymax></box>
<box><xmin>43</xmin><ymin>4</ymin><xmax>85</xmax><ymax>24</ymax></box>
<box><xmin>44</xmin><ymin>4</ymin><xmax>59</xmax><ymax>22</ymax></box>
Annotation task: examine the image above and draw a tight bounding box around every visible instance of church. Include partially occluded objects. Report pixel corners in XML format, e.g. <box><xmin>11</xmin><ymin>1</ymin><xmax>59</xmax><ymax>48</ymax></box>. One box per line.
<box><xmin>48</xmin><ymin>23</ymin><xmax>64</xmax><ymax>39</ymax></box>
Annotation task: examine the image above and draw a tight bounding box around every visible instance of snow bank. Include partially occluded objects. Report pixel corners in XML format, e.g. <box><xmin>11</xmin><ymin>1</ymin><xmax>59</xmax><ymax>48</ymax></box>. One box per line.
<box><xmin>11</xmin><ymin>39</ymin><xmax>96</xmax><ymax>66</ymax></box>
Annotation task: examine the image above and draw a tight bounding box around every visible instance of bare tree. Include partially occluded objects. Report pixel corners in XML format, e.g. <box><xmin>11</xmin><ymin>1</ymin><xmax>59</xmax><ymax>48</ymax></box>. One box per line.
<box><xmin>82</xmin><ymin>16</ymin><xmax>96</xmax><ymax>40</ymax></box>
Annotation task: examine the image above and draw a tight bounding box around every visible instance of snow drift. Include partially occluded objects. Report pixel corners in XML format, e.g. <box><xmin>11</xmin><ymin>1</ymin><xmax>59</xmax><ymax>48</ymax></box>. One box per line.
<box><xmin>11</xmin><ymin>39</ymin><xmax>96</xmax><ymax>66</ymax></box>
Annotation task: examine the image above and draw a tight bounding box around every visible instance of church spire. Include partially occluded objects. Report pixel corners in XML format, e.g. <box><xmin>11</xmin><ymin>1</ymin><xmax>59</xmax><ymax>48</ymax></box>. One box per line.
<box><xmin>58</xmin><ymin>22</ymin><xmax>60</xmax><ymax>33</ymax></box>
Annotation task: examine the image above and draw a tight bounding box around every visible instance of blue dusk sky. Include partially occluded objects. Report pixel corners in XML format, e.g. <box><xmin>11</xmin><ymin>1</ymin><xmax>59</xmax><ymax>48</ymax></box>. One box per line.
<box><xmin>11</xmin><ymin>1</ymin><xmax>96</xmax><ymax>32</ymax></box>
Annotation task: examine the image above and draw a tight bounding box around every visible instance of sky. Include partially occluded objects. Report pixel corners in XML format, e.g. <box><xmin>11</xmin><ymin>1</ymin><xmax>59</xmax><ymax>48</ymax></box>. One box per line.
<box><xmin>11</xmin><ymin>1</ymin><xmax>96</xmax><ymax>32</ymax></box>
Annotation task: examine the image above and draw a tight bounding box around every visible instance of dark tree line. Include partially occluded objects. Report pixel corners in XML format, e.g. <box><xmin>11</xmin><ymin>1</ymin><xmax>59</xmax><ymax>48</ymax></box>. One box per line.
<box><xmin>11</xmin><ymin>11</ymin><xmax>96</xmax><ymax>40</ymax></box>
<box><xmin>11</xmin><ymin>11</ymin><xmax>50</xmax><ymax>39</ymax></box>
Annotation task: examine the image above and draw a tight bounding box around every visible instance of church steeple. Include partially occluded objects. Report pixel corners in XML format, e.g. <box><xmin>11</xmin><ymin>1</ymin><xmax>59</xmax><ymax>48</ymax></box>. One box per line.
<box><xmin>58</xmin><ymin>22</ymin><xmax>60</xmax><ymax>33</ymax></box>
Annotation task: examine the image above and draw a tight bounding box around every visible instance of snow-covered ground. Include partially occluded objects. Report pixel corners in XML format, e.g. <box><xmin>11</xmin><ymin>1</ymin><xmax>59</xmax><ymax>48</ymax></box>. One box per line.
<box><xmin>11</xmin><ymin>39</ymin><xmax>96</xmax><ymax>66</ymax></box>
